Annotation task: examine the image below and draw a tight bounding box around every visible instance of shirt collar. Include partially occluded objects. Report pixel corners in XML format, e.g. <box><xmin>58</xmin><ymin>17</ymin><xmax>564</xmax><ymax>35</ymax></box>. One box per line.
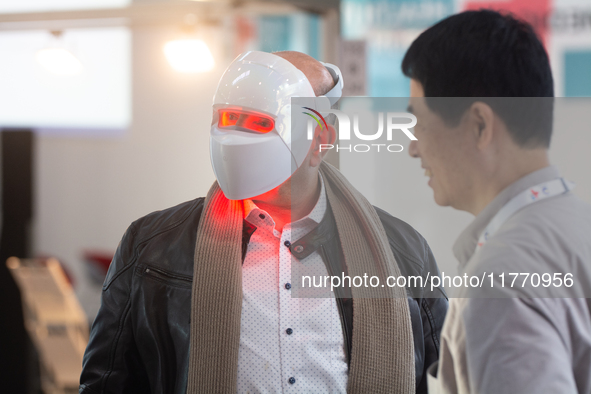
<box><xmin>243</xmin><ymin>173</ymin><xmax>327</xmax><ymax>230</ymax></box>
<box><xmin>453</xmin><ymin>165</ymin><xmax>561</xmax><ymax>267</ymax></box>
<box><xmin>242</xmin><ymin>198</ymin><xmax>258</xmax><ymax>221</ymax></box>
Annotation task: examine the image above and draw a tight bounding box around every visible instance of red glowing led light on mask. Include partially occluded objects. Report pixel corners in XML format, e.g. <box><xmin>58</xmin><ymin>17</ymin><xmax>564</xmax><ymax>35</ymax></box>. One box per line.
<box><xmin>218</xmin><ymin>108</ymin><xmax>275</xmax><ymax>134</ymax></box>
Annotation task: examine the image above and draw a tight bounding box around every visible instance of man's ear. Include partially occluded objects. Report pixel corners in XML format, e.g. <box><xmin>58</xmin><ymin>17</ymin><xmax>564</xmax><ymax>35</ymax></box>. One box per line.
<box><xmin>309</xmin><ymin>123</ymin><xmax>336</xmax><ymax>167</ymax></box>
<box><xmin>469</xmin><ymin>102</ymin><xmax>495</xmax><ymax>150</ymax></box>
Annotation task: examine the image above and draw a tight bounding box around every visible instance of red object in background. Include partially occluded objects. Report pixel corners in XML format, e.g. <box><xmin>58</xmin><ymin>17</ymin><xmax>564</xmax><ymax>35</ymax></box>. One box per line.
<box><xmin>83</xmin><ymin>251</ymin><xmax>114</xmax><ymax>284</ymax></box>
<box><xmin>463</xmin><ymin>0</ymin><xmax>552</xmax><ymax>47</ymax></box>
<box><xmin>235</xmin><ymin>16</ymin><xmax>256</xmax><ymax>57</ymax></box>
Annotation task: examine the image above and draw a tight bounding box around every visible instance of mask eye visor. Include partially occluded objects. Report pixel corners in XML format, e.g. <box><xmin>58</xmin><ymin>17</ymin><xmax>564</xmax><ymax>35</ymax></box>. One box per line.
<box><xmin>218</xmin><ymin>108</ymin><xmax>275</xmax><ymax>134</ymax></box>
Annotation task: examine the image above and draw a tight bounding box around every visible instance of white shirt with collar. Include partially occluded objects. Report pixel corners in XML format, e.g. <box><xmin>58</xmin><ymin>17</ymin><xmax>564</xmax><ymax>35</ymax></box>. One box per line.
<box><xmin>237</xmin><ymin>175</ymin><xmax>348</xmax><ymax>393</ymax></box>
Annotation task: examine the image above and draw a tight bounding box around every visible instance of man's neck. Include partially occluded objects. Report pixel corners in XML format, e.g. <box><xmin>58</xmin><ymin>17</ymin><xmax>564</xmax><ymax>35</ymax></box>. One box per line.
<box><xmin>251</xmin><ymin>173</ymin><xmax>321</xmax><ymax>230</ymax></box>
<box><xmin>468</xmin><ymin>149</ymin><xmax>550</xmax><ymax>216</ymax></box>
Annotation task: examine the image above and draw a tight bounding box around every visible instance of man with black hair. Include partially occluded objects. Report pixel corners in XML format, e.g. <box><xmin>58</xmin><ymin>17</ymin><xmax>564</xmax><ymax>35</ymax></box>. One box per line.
<box><xmin>403</xmin><ymin>9</ymin><xmax>591</xmax><ymax>394</ymax></box>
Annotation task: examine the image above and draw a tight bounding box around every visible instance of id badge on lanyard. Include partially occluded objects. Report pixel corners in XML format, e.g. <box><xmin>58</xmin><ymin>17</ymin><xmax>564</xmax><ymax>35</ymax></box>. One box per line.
<box><xmin>475</xmin><ymin>178</ymin><xmax>575</xmax><ymax>253</ymax></box>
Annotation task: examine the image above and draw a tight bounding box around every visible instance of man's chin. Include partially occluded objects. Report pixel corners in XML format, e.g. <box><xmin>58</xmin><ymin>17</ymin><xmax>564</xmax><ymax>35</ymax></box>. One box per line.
<box><xmin>432</xmin><ymin>188</ymin><xmax>450</xmax><ymax>207</ymax></box>
<box><xmin>251</xmin><ymin>178</ymin><xmax>291</xmax><ymax>203</ymax></box>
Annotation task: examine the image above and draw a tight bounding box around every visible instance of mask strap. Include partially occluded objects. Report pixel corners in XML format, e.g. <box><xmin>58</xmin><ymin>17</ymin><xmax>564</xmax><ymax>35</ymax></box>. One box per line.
<box><xmin>320</xmin><ymin>61</ymin><xmax>344</xmax><ymax>106</ymax></box>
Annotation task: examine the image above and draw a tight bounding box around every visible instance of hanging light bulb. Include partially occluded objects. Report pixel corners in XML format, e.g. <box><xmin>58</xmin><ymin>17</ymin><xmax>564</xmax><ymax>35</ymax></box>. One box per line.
<box><xmin>35</xmin><ymin>31</ymin><xmax>83</xmax><ymax>76</ymax></box>
<box><xmin>163</xmin><ymin>38</ymin><xmax>215</xmax><ymax>73</ymax></box>
<box><xmin>36</xmin><ymin>47</ymin><xmax>83</xmax><ymax>76</ymax></box>
<box><xmin>164</xmin><ymin>14</ymin><xmax>215</xmax><ymax>73</ymax></box>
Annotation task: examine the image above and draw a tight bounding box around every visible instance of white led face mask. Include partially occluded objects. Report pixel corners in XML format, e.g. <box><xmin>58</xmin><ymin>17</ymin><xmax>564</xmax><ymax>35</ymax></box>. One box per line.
<box><xmin>209</xmin><ymin>51</ymin><xmax>343</xmax><ymax>200</ymax></box>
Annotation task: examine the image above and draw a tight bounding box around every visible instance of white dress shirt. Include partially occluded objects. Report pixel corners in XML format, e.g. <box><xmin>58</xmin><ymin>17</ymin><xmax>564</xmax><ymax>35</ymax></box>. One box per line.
<box><xmin>237</xmin><ymin>176</ymin><xmax>348</xmax><ymax>393</ymax></box>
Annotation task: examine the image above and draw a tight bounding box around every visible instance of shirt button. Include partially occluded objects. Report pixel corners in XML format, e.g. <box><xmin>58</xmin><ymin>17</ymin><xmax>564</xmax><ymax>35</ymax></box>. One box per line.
<box><xmin>286</xmin><ymin>328</ymin><xmax>293</xmax><ymax>335</ymax></box>
<box><xmin>284</xmin><ymin>283</ymin><xmax>291</xmax><ymax>290</ymax></box>
<box><xmin>294</xmin><ymin>245</ymin><xmax>304</xmax><ymax>253</ymax></box>
<box><xmin>259</xmin><ymin>213</ymin><xmax>265</xmax><ymax>220</ymax></box>
<box><xmin>284</xmin><ymin>240</ymin><xmax>291</xmax><ymax>247</ymax></box>
<box><xmin>288</xmin><ymin>377</ymin><xmax>296</xmax><ymax>385</ymax></box>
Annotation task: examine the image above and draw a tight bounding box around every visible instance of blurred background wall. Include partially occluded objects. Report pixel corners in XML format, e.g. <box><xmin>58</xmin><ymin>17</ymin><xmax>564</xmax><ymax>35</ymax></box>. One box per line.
<box><xmin>0</xmin><ymin>0</ymin><xmax>589</xmax><ymax>324</ymax></box>
<box><xmin>1</xmin><ymin>1</ymin><xmax>590</xmax><ymax>390</ymax></box>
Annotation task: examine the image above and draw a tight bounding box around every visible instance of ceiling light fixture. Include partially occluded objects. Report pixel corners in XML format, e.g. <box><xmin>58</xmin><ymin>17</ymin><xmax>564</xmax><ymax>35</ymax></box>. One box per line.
<box><xmin>163</xmin><ymin>38</ymin><xmax>214</xmax><ymax>73</ymax></box>
<box><xmin>35</xmin><ymin>31</ymin><xmax>83</xmax><ymax>76</ymax></box>
<box><xmin>163</xmin><ymin>13</ymin><xmax>215</xmax><ymax>74</ymax></box>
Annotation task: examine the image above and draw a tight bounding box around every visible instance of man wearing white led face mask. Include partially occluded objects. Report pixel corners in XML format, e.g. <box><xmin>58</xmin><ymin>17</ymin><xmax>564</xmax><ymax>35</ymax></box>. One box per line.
<box><xmin>80</xmin><ymin>51</ymin><xmax>447</xmax><ymax>394</ymax></box>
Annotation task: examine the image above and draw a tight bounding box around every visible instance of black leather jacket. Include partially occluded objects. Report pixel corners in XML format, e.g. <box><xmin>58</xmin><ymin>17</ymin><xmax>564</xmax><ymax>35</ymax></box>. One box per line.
<box><xmin>80</xmin><ymin>198</ymin><xmax>448</xmax><ymax>394</ymax></box>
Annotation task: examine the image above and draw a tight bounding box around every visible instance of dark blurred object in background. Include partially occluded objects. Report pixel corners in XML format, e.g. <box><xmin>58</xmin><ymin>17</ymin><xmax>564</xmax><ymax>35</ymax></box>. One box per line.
<box><xmin>0</xmin><ymin>129</ymin><xmax>38</xmax><ymax>393</ymax></box>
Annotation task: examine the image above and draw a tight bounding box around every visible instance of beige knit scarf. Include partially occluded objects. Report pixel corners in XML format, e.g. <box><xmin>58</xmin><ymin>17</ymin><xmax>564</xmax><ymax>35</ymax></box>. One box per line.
<box><xmin>187</xmin><ymin>162</ymin><xmax>415</xmax><ymax>393</ymax></box>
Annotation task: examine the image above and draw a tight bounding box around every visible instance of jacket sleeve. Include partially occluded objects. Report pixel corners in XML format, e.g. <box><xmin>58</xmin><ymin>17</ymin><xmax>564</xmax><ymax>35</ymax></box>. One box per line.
<box><xmin>79</xmin><ymin>223</ymin><xmax>150</xmax><ymax>394</ymax></box>
<box><xmin>416</xmin><ymin>242</ymin><xmax>448</xmax><ymax>394</ymax></box>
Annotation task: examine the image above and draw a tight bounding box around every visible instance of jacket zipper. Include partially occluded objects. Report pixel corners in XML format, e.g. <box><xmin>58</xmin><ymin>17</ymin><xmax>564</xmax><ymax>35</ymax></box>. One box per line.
<box><xmin>142</xmin><ymin>266</ymin><xmax>193</xmax><ymax>285</ymax></box>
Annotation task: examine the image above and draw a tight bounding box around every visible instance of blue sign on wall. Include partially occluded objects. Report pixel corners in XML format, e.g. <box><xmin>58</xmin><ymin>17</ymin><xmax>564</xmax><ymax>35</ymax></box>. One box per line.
<box><xmin>565</xmin><ymin>51</ymin><xmax>591</xmax><ymax>97</ymax></box>
<box><xmin>342</xmin><ymin>0</ymin><xmax>454</xmax><ymax>38</ymax></box>
<box><xmin>342</xmin><ymin>0</ymin><xmax>455</xmax><ymax>97</ymax></box>
<box><xmin>257</xmin><ymin>14</ymin><xmax>321</xmax><ymax>60</ymax></box>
